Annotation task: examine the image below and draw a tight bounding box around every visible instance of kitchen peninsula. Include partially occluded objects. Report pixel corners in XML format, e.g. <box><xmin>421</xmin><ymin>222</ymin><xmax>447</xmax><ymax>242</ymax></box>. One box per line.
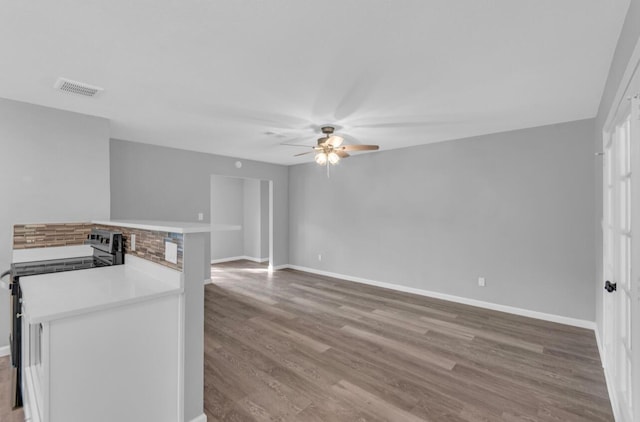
<box><xmin>94</xmin><ymin>220</ymin><xmax>210</xmax><ymax>422</ymax></box>
<box><xmin>15</xmin><ymin>220</ymin><xmax>210</xmax><ymax>422</ymax></box>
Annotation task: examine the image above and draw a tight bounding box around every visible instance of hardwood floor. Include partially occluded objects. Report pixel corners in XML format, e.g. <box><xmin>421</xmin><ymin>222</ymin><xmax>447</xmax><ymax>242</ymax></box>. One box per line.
<box><xmin>0</xmin><ymin>260</ymin><xmax>613</xmax><ymax>421</ymax></box>
<box><xmin>206</xmin><ymin>260</ymin><xmax>613</xmax><ymax>422</ymax></box>
<box><xmin>0</xmin><ymin>356</ymin><xmax>24</xmax><ymax>422</ymax></box>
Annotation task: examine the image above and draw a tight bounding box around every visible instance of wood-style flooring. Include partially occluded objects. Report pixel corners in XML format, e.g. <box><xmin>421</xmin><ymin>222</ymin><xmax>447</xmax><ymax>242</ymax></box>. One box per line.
<box><xmin>0</xmin><ymin>260</ymin><xmax>614</xmax><ymax>421</ymax></box>
<box><xmin>0</xmin><ymin>356</ymin><xmax>24</xmax><ymax>422</ymax></box>
<box><xmin>205</xmin><ymin>260</ymin><xmax>613</xmax><ymax>422</ymax></box>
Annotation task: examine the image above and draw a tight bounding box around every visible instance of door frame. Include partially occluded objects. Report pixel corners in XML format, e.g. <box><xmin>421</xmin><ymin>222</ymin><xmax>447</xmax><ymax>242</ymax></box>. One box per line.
<box><xmin>601</xmin><ymin>36</ymin><xmax>640</xmax><ymax>422</ymax></box>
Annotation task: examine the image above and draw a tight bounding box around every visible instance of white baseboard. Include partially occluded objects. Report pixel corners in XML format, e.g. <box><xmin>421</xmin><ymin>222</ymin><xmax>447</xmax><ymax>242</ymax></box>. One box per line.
<box><xmin>0</xmin><ymin>345</ymin><xmax>9</xmax><ymax>357</ymax></box>
<box><xmin>211</xmin><ymin>256</ymin><xmax>268</xmax><ymax>264</ymax></box>
<box><xmin>594</xmin><ymin>327</ymin><xmax>605</xmax><ymax>368</ymax></box>
<box><xmin>595</xmin><ymin>327</ymin><xmax>621</xmax><ymax>422</ymax></box>
<box><xmin>203</xmin><ymin>278</ymin><xmax>212</xmax><ymax>285</ymax></box>
<box><xmin>286</xmin><ymin>265</ymin><xmax>596</xmax><ymax>330</ymax></box>
<box><xmin>188</xmin><ymin>413</ymin><xmax>207</xmax><ymax>422</ymax></box>
<box><xmin>211</xmin><ymin>256</ymin><xmax>246</xmax><ymax>264</ymax></box>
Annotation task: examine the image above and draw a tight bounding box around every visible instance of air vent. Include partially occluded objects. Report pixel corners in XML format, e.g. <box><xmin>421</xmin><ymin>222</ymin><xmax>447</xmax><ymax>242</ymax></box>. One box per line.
<box><xmin>54</xmin><ymin>78</ymin><xmax>103</xmax><ymax>97</ymax></box>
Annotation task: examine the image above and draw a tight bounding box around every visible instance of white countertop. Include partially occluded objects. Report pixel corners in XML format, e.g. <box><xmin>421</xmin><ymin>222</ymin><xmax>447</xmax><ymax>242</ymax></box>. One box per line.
<box><xmin>93</xmin><ymin>219</ymin><xmax>212</xmax><ymax>234</ymax></box>
<box><xmin>20</xmin><ymin>255</ymin><xmax>183</xmax><ymax>324</ymax></box>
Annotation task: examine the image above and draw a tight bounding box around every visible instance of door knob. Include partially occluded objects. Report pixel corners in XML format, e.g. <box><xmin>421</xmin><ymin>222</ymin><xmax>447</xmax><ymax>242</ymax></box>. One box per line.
<box><xmin>605</xmin><ymin>280</ymin><xmax>617</xmax><ymax>293</ymax></box>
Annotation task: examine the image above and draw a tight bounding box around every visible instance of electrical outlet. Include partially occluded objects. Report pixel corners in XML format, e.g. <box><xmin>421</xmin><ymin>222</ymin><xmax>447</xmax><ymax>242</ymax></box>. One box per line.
<box><xmin>318</xmin><ymin>254</ymin><xmax>322</xmax><ymax>261</ymax></box>
<box><xmin>131</xmin><ymin>234</ymin><xmax>136</xmax><ymax>251</ymax></box>
<box><xmin>198</xmin><ymin>212</ymin><xmax>204</xmax><ymax>221</ymax></box>
<box><xmin>165</xmin><ymin>241</ymin><xmax>178</xmax><ymax>264</ymax></box>
<box><xmin>478</xmin><ymin>277</ymin><xmax>486</xmax><ymax>287</ymax></box>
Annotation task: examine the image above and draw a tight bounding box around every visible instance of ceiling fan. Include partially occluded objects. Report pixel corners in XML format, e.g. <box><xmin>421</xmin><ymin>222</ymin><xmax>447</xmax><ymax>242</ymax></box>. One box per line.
<box><xmin>294</xmin><ymin>126</ymin><xmax>379</xmax><ymax>167</ymax></box>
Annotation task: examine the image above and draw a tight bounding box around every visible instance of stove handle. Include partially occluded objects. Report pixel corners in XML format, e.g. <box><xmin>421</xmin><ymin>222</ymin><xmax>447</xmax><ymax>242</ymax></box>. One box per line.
<box><xmin>0</xmin><ymin>269</ymin><xmax>9</xmax><ymax>290</ymax></box>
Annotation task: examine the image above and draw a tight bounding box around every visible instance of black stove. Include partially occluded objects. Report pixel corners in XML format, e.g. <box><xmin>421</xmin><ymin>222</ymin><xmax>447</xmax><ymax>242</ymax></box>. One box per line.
<box><xmin>3</xmin><ymin>228</ymin><xmax>124</xmax><ymax>409</ymax></box>
<box><xmin>11</xmin><ymin>256</ymin><xmax>111</xmax><ymax>278</ymax></box>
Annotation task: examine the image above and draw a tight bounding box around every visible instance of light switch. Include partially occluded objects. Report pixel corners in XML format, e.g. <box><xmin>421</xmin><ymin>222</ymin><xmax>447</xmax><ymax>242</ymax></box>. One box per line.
<box><xmin>165</xmin><ymin>241</ymin><xmax>178</xmax><ymax>264</ymax></box>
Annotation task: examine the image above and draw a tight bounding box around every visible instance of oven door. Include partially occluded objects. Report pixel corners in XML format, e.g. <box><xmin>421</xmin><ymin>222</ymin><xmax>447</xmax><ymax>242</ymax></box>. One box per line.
<box><xmin>9</xmin><ymin>273</ymin><xmax>23</xmax><ymax>409</ymax></box>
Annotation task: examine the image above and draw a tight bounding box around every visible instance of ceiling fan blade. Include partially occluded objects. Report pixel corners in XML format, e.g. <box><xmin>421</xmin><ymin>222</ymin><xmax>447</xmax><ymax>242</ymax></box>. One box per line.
<box><xmin>294</xmin><ymin>150</ymin><xmax>314</xmax><ymax>157</ymax></box>
<box><xmin>317</xmin><ymin>136</ymin><xmax>330</xmax><ymax>146</ymax></box>
<box><xmin>326</xmin><ymin>135</ymin><xmax>344</xmax><ymax>147</ymax></box>
<box><xmin>336</xmin><ymin>150</ymin><xmax>350</xmax><ymax>158</ymax></box>
<box><xmin>341</xmin><ymin>144</ymin><xmax>379</xmax><ymax>151</ymax></box>
<box><xmin>339</xmin><ymin>133</ymin><xmax>365</xmax><ymax>145</ymax></box>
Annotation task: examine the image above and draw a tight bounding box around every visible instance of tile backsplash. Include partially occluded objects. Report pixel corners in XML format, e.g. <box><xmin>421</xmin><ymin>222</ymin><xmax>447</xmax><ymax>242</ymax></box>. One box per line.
<box><xmin>13</xmin><ymin>222</ymin><xmax>183</xmax><ymax>271</ymax></box>
<box><xmin>94</xmin><ymin>224</ymin><xmax>183</xmax><ymax>271</ymax></box>
<box><xmin>13</xmin><ymin>223</ymin><xmax>92</xmax><ymax>249</ymax></box>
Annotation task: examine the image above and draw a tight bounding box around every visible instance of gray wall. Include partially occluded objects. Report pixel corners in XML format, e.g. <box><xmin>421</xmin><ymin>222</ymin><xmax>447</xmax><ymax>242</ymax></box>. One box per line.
<box><xmin>593</xmin><ymin>0</ymin><xmax>640</xmax><ymax>336</ymax></box>
<box><xmin>110</xmin><ymin>139</ymin><xmax>289</xmax><ymax>267</ymax></box>
<box><xmin>0</xmin><ymin>98</ymin><xmax>110</xmax><ymax>349</ymax></box>
<box><xmin>260</xmin><ymin>180</ymin><xmax>270</xmax><ymax>260</ymax></box>
<box><xmin>243</xmin><ymin>178</ymin><xmax>261</xmax><ymax>259</ymax></box>
<box><xmin>289</xmin><ymin>119</ymin><xmax>596</xmax><ymax>321</ymax></box>
<box><xmin>210</xmin><ymin>176</ymin><xmax>244</xmax><ymax>259</ymax></box>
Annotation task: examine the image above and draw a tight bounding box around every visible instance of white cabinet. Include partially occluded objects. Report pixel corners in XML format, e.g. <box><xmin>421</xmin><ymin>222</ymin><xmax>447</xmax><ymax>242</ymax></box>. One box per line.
<box><xmin>20</xmin><ymin>259</ymin><xmax>183</xmax><ymax>422</ymax></box>
<box><xmin>21</xmin><ymin>303</ymin><xmax>48</xmax><ymax>422</ymax></box>
<box><xmin>23</xmin><ymin>294</ymin><xmax>182</xmax><ymax>422</ymax></box>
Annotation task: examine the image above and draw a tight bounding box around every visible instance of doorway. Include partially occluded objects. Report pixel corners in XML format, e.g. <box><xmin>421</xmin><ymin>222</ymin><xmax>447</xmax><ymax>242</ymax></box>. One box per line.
<box><xmin>210</xmin><ymin>175</ymin><xmax>272</xmax><ymax>269</ymax></box>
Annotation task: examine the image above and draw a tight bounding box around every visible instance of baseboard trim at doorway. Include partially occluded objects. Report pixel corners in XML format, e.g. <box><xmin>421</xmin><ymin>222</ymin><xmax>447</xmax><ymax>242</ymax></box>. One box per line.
<box><xmin>211</xmin><ymin>256</ymin><xmax>268</xmax><ymax>264</ymax></box>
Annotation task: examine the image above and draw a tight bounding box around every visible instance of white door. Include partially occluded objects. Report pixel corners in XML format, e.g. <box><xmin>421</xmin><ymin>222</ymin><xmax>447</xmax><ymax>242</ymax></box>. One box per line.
<box><xmin>602</xmin><ymin>94</ymin><xmax>640</xmax><ymax>422</ymax></box>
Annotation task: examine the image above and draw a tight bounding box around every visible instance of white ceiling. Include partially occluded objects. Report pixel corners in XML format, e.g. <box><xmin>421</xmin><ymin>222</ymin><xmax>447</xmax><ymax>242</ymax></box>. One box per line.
<box><xmin>0</xmin><ymin>0</ymin><xmax>630</xmax><ymax>165</ymax></box>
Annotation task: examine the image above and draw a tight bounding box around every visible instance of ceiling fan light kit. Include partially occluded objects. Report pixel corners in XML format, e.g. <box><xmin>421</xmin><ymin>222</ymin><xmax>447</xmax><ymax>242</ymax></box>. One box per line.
<box><xmin>312</xmin><ymin>151</ymin><xmax>341</xmax><ymax>166</ymax></box>
<box><xmin>315</xmin><ymin>152</ymin><xmax>328</xmax><ymax>165</ymax></box>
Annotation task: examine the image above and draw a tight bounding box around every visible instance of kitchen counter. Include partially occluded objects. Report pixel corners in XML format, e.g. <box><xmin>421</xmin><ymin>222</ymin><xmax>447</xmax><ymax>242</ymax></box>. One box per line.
<box><xmin>19</xmin><ymin>253</ymin><xmax>183</xmax><ymax>422</ymax></box>
<box><xmin>87</xmin><ymin>219</ymin><xmax>208</xmax><ymax>422</ymax></box>
<box><xmin>20</xmin><ymin>255</ymin><xmax>182</xmax><ymax>324</ymax></box>
<box><xmin>92</xmin><ymin>219</ymin><xmax>212</xmax><ymax>233</ymax></box>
